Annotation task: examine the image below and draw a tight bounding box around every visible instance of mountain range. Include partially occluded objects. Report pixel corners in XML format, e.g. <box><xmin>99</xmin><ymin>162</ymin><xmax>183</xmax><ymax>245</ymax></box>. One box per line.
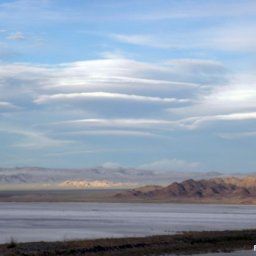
<box><xmin>115</xmin><ymin>176</ymin><xmax>256</xmax><ymax>204</ymax></box>
<box><xmin>0</xmin><ymin>166</ymin><xmax>225</xmax><ymax>189</ymax></box>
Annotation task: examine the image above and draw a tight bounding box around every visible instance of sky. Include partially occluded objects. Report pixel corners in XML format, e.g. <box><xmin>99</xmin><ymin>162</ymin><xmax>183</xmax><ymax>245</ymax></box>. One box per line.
<box><xmin>0</xmin><ymin>0</ymin><xmax>256</xmax><ymax>172</ymax></box>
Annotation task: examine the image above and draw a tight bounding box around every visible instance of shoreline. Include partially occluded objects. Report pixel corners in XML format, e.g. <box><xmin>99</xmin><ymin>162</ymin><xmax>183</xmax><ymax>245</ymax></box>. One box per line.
<box><xmin>0</xmin><ymin>189</ymin><xmax>256</xmax><ymax>205</ymax></box>
<box><xmin>0</xmin><ymin>229</ymin><xmax>255</xmax><ymax>256</ymax></box>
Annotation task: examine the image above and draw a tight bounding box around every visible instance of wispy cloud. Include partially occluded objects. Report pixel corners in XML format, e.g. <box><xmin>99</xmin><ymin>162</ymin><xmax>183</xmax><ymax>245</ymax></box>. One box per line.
<box><xmin>7</xmin><ymin>31</ymin><xmax>25</xmax><ymax>40</ymax></box>
<box><xmin>1</xmin><ymin>0</ymin><xmax>256</xmax><ymax>25</ymax></box>
<box><xmin>51</xmin><ymin>118</ymin><xmax>176</xmax><ymax>129</ymax></box>
<box><xmin>218</xmin><ymin>131</ymin><xmax>256</xmax><ymax>140</ymax></box>
<box><xmin>0</xmin><ymin>126</ymin><xmax>71</xmax><ymax>149</ymax></box>
<box><xmin>111</xmin><ymin>34</ymin><xmax>172</xmax><ymax>49</ymax></box>
<box><xmin>0</xmin><ymin>59</ymin><xmax>200</xmax><ymax>93</ymax></box>
<box><xmin>0</xmin><ymin>101</ymin><xmax>17</xmax><ymax>110</ymax></box>
<box><xmin>131</xmin><ymin>1</ymin><xmax>256</xmax><ymax>20</ymax></box>
<box><xmin>0</xmin><ymin>57</ymin><xmax>255</xmax><ymax>135</ymax></box>
<box><xmin>111</xmin><ymin>22</ymin><xmax>256</xmax><ymax>52</ymax></box>
<box><xmin>168</xmin><ymin>73</ymin><xmax>256</xmax><ymax>119</ymax></box>
<box><xmin>61</xmin><ymin>129</ymin><xmax>166</xmax><ymax>139</ymax></box>
<box><xmin>34</xmin><ymin>92</ymin><xmax>189</xmax><ymax>105</ymax></box>
<box><xmin>138</xmin><ymin>158</ymin><xmax>202</xmax><ymax>172</ymax></box>
<box><xmin>54</xmin><ymin>112</ymin><xmax>256</xmax><ymax>131</ymax></box>
<box><xmin>178</xmin><ymin>112</ymin><xmax>256</xmax><ymax>129</ymax></box>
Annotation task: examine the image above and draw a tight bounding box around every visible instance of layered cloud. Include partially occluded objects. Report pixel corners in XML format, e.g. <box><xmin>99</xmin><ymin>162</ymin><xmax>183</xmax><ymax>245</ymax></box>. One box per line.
<box><xmin>0</xmin><ymin>57</ymin><xmax>226</xmax><ymax>102</ymax></box>
<box><xmin>0</xmin><ymin>57</ymin><xmax>255</xmax><ymax>140</ymax></box>
<box><xmin>0</xmin><ymin>0</ymin><xmax>255</xmax><ymax>170</ymax></box>
<box><xmin>168</xmin><ymin>73</ymin><xmax>256</xmax><ymax>126</ymax></box>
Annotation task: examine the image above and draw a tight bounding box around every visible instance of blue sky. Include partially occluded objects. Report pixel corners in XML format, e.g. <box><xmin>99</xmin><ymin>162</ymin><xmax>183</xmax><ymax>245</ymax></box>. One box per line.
<box><xmin>0</xmin><ymin>0</ymin><xmax>256</xmax><ymax>172</ymax></box>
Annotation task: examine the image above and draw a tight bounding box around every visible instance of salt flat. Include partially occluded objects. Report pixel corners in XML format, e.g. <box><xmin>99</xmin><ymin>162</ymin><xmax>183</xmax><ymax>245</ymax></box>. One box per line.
<box><xmin>1</xmin><ymin>203</ymin><xmax>256</xmax><ymax>244</ymax></box>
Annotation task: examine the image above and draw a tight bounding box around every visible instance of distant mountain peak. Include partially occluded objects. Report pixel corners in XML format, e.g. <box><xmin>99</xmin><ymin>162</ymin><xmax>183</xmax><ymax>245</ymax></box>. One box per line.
<box><xmin>115</xmin><ymin>176</ymin><xmax>256</xmax><ymax>204</ymax></box>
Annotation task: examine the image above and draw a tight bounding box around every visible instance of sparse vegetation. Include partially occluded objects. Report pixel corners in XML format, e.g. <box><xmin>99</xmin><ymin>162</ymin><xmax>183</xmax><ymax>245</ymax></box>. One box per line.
<box><xmin>6</xmin><ymin>237</ymin><xmax>17</xmax><ymax>249</ymax></box>
<box><xmin>0</xmin><ymin>229</ymin><xmax>255</xmax><ymax>255</ymax></box>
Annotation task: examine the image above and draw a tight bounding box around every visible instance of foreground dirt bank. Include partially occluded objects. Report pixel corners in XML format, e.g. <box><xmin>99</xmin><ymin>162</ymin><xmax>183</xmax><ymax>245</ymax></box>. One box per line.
<box><xmin>0</xmin><ymin>229</ymin><xmax>255</xmax><ymax>256</ymax></box>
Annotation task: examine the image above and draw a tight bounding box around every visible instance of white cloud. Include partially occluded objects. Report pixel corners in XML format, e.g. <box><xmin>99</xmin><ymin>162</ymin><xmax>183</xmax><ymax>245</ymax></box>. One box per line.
<box><xmin>34</xmin><ymin>92</ymin><xmax>189</xmax><ymax>104</ymax></box>
<box><xmin>47</xmin><ymin>59</ymin><xmax>199</xmax><ymax>90</ymax></box>
<box><xmin>7</xmin><ymin>32</ymin><xmax>25</xmax><ymax>40</ymax></box>
<box><xmin>0</xmin><ymin>101</ymin><xmax>17</xmax><ymax>110</ymax></box>
<box><xmin>45</xmin><ymin>148</ymin><xmax>121</xmax><ymax>157</ymax></box>
<box><xmin>62</xmin><ymin>129</ymin><xmax>166</xmax><ymax>138</ymax></box>
<box><xmin>176</xmin><ymin>112</ymin><xmax>256</xmax><ymax>129</ymax></box>
<box><xmin>13</xmin><ymin>135</ymin><xmax>70</xmax><ymax>149</ymax></box>
<box><xmin>0</xmin><ymin>126</ymin><xmax>70</xmax><ymax>149</ymax></box>
<box><xmin>205</xmin><ymin>24</ymin><xmax>256</xmax><ymax>52</ymax></box>
<box><xmin>0</xmin><ymin>57</ymin><xmax>254</xmax><ymax>141</ymax></box>
<box><xmin>0</xmin><ymin>0</ymin><xmax>255</xmax><ymax>169</ymax></box>
<box><xmin>52</xmin><ymin>118</ymin><xmax>175</xmax><ymax>129</ymax></box>
<box><xmin>111</xmin><ymin>34</ymin><xmax>172</xmax><ymax>48</ymax></box>
<box><xmin>169</xmin><ymin>73</ymin><xmax>256</xmax><ymax>119</ymax></box>
<box><xmin>0</xmin><ymin>58</ymin><xmax>200</xmax><ymax>100</ymax></box>
<box><xmin>111</xmin><ymin>22</ymin><xmax>256</xmax><ymax>52</ymax></box>
<box><xmin>138</xmin><ymin>158</ymin><xmax>202</xmax><ymax>172</ymax></box>
<box><xmin>54</xmin><ymin>111</ymin><xmax>256</xmax><ymax>131</ymax></box>
<box><xmin>0</xmin><ymin>58</ymin><xmax>207</xmax><ymax>130</ymax></box>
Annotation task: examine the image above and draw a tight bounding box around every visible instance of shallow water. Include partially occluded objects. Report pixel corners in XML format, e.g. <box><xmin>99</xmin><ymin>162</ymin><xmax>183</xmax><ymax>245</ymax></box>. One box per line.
<box><xmin>1</xmin><ymin>203</ymin><xmax>256</xmax><ymax>244</ymax></box>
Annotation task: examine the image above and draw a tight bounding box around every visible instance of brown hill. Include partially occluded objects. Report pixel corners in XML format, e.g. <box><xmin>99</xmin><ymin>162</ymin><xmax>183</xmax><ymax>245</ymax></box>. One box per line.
<box><xmin>115</xmin><ymin>176</ymin><xmax>256</xmax><ymax>203</ymax></box>
<box><xmin>213</xmin><ymin>176</ymin><xmax>256</xmax><ymax>188</ymax></box>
